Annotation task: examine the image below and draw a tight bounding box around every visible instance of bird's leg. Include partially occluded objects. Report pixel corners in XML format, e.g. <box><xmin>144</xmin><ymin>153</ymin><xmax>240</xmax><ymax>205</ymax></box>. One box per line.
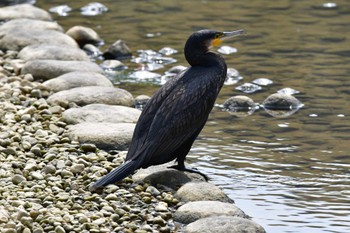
<box><xmin>168</xmin><ymin>161</ymin><xmax>209</xmax><ymax>181</ymax></box>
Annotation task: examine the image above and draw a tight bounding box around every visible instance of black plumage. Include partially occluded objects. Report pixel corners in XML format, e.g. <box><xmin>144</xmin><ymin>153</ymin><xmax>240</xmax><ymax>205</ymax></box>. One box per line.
<box><xmin>90</xmin><ymin>29</ymin><xmax>244</xmax><ymax>190</ymax></box>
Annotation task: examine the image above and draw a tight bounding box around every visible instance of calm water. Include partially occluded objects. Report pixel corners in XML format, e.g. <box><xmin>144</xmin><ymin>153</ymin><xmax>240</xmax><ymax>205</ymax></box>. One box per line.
<box><xmin>16</xmin><ymin>0</ymin><xmax>350</xmax><ymax>232</ymax></box>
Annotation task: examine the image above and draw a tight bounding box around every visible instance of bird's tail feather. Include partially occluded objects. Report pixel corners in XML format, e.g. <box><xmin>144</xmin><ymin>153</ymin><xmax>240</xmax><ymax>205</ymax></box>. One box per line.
<box><xmin>89</xmin><ymin>160</ymin><xmax>138</xmax><ymax>191</ymax></box>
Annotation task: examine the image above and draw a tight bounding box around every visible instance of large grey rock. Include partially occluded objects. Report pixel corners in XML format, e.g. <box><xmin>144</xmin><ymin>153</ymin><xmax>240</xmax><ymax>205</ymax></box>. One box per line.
<box><xmin>0</xmin><ymin>19</ymin><xmax>63</xmax><ymax>33</ymax></box>
<box><xmin>174</xmin><ymin>201</ymin><xmax>248</xmax><ymax>224</ymax></box>
<box><xmin>0</xmin><ymin>29</ymin><xmax>78</xmax><ymax>51</ymax></box>
<box><xmin>47</xmin><ymin>86</ymin><xmax>134</xmax><ymax>107</ymax></box>
<box><xmin>103</xmin><ymin>40</ymin><xmax>132</xmax><ymax>60</ymax></box>
<box><xmin>66</xmin><ymin>25</ymin><xmax>102</xmax><ymax>47</ymax></box>
<box><xmin>42</xmin><ymin>71</ymin><xmax>113</xmax><ymax>92</ymax></box>
<box><xmin>18</xmin><ymin>44</ymin><xmax>90</xmax><ymax>61</ymax></box>
<box><xmin>133</xmin><ymin>163</ymin><xmax>205</xmax><ymax>190</ymax></box>
<box><xmin>0</xmin><ymin>4</ymin><xmax>52</xmax><ymax>21</ymax></box>
<box><xmin>185</xmin><ymin>216</ymin><xmax>266</xmax><ymax>233</ymax></box>
<box><xmin>62</xmin><ymin>104</ymin><xmax>141</xmax><ymax>124</ymax></box>
<box><xmin>176</xmin><ymin>182</ymin><xmax>234</xmax><ymax>203</ymax></box>
<box><xmin>67</xmin><ymin>122</ymin><xmax>135</xmax><ymax>150</ymax></box>
<box><xmin>21</xmin><ymin>60</ymin><xmax>103</xmax><ymax>80</ymax></box>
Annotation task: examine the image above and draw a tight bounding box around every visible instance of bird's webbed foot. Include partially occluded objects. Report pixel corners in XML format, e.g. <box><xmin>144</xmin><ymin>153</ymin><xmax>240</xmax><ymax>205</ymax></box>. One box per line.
<box><xmin>168</xmin><ymin>164</ymin><xmax>209</xmax><ymax>181</ymax></box>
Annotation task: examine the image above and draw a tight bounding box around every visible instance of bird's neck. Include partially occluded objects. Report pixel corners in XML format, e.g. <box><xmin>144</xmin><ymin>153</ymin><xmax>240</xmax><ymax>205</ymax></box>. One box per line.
<box><xmin>185</xmin><ymin>50</ymin><xmax>225</xmax><ymax>68</ymax></box>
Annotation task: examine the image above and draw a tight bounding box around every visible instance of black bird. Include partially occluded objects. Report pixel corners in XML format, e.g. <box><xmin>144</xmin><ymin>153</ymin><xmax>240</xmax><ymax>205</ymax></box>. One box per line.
<box><xmin>90</xmin><ymin>29</ymin><xmax>245</xmax><ymax>190</ymax></box>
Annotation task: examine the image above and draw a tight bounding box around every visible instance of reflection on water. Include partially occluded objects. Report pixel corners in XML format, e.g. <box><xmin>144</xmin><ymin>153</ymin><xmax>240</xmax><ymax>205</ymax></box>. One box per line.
<box><xmin>13</xmin><ymin>0</ymin><xmax>350</xmax><ymax>232</ymax></box>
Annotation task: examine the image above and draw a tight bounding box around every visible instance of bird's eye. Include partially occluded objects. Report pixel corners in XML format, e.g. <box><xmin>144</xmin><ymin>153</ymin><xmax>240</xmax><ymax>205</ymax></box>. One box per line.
<box><xmin>215</xmin><ymin>33</ymin><xmax>223</xmax><ymax>39</ymax></box>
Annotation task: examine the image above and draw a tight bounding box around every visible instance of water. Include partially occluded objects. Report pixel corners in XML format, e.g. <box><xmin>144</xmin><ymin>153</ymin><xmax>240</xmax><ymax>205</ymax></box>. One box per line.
<box><xmin>9</xmin><ymin>0</ymin><xmax>350</xmax><ymax>232</ymax></box>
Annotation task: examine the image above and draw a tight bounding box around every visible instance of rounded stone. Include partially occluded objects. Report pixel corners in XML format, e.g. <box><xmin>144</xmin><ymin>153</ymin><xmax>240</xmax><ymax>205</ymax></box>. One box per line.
<box><xmin>0</xmin><ymin>4</ymin><xmax>52</xmax><ymax>21</ymax></box>
<box><xmin>223</xmin><ymin>95</ymin><xmax>256</xmax><ymax>111</ymax></box>
<box><xmin>66</xmin><ymin>26</ymin><xmax>102</xmax><ymax>47</ymax></box>
<box><xmin>12</xmin><ymin>174</ymin><xmax>26</xmax><ymax>185</ymax></box>
<box><xmin>262</xmin><ymin>93</ymin><xmax>302</xmax><ymax>110</ymax></box>
<box><xmin>103</xmin><ymin>40</ymin><xmax>132</xmax><ymax>60</ymax></box>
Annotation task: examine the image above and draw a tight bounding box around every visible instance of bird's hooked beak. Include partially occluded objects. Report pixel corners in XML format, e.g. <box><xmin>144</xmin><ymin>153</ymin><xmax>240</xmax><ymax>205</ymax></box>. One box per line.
<box><xmin>211</xmin><ymin>29</ymin><xmax>246</xmax><ymax>47</ymax></box>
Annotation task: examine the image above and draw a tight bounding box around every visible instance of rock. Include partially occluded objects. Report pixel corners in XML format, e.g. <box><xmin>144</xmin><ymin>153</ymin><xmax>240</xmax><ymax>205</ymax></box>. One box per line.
<box><xmin>66</xmin><ymin>25</ymin><xmax>102</xmax><ymax>47</ymax></box>
<box><xmin>0</xmin><ymin>29</ymin><xmax>78</xmax><ymax>52</ymax></box>
<box><xmin>103</xmin><ymin>40</ymin><xmax>132</xmax><ymax>60</ymax></box>
<box><xmin>262</xmin><ymin>93</ymin><xmax>302</xmax><ymax>110</ymax></box>
<box><xmin>62</xmin><ymin>104</ymin><xmax>140</xmax><ymax>124</ymax></box>
<box><xmin>18</xmin><ymin>44</ymin><xmax>90</xmax><ymax>61</ymax></box>
<box><xmin>0</xmin><ymin>207</ymin><xmax>9</xmax><ymax>223</ymax></box>
<box><xmin>12</xmin><ymin>174</ymin><xmax>26</xmax><ymax>185</ymax></box>
<box><xmin>100</xmin><ymin>60</ymin><xmax>127</xmax><ymax>71</ymax></box>
<box><xmin>134</xmin><ymin>95</ymin><xmax>151</xmax><ymax>110</ymax></box>
<box><xmin>174</xmin><ymin>201</ymin><xmax>248</xmax><ymax>224</ymax></box>
<box><xmin>0</xmin><ymin>4</ymin><xmax>52</xmax><ymax>21</ymax></box>
<box><xmin>47</xmin><ymin>86</ymin><xmax>134</xmax><ymax>107</ymax></box>
<box><xmin>185</xmin><ymin>216</ymin><xmax>266</xmax><ymax>233</ymax></box>
<box><xmin>0</xmin><ymin>19</ymin><xmax>63</xmax><ymax>33</ymax></box>
<box><xmin>67</xmin><ymin>122</ymin><xmax>135</xmax><ymax>150</ymax></box>
<box><xmin>42</xmin><ymin>71</ymin><xmax>113</xmax><ymax>92</ymax></box>
<box><xmin>21</xmin><ymin>60</ymin><xmax>104</xmax><ymax>81</ymax></box>
<box><xmin>133</xmin><ymin>163</ymin><xmax>205</xmax><ymax>189</ymax></box>
<box><xmin>176</xmin><ymin>181</ymin><xmax>234</xmax><ymax>203</ymax></box>
<box><xmin>223</xmin><ymin>95</ymin><xmax>257</xmax><ymax>117</ymax></box>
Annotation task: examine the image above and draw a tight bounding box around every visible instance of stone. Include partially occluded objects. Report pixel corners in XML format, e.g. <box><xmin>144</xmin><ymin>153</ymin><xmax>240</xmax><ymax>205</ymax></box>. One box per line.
<box><xmin>174</xmin><ymin>201</ymin><xmax>248</xmax><ymax>224</ymax></box>
<box><xmin>176</xmin><ymin>181</ymin><xmax>234</xmax><ymax>203</ymax></box>
<box><xmin>134</xmin><ymin>95</ymin><xmax>151</xmax><ymax>110</ymax></box>
<box><xmin>185</xmin><ymin>216</ymin><xmax>266</xmax><ymax>233</ymax></box>
<box><xmin>133</xmin><ymin>163</ymin><xmax>205</xmax><ymax>189</ymax></box>
<box><xmin>0</xmin><ymin>4</ymin><xmax>52</xmax><ymax>21</ymax></box>
<box><xmin>62</xmin><ymin>104</ymin><xmax>140</xmax><ymax>124</ymax></box>
<box><xmin>66</xmin><ymin>26</ymin><xmax>102</xmax><ymax>47</ymax></box>
<box><xmin>0</xmin><ymin>29</ymin><xmax>78</xmax><ymax>52</ymax></box>
<box><xmin>223</xmin><ymin>96</ymin><xmax>256</xmax><ymax>111</ymax></box>
<box><xmin>0</xmin><ymin>19</ymin><xmax>63</xmax><ymax>33</ymax></box>
<box><xmin>21</xmin><ymin>60</ymin><xmax>104</xmax><ymax>81</ymax></box>
<box><xmin>12</xmin><ymin>174</ymin><xmax>26</xmax><ymax>185</ymax></box>
<box><xmin>103</xmin><ymin>40</ymin><xmax>132</xmax><ymax>60</ymax></box>
<box><xmin>262</xmin><ymin>93</ymin><xmax>302</xmax><ymax>110</ymax></box>
<box><xmin>67</xmin><ymin>122</ymin><xmax>135</xmax><ymax>150</ymax></box>
<box><xmin>47</xmin><ymin>86</ymin><xmax>134</xmax><ymax>107</ymax></box>
<box><xmin>18</xmin><ymin>44</ymin><xmax>90</xmax><ymax>61</ymax></box>
<box><xmin>42</xmin><ymin>71</ymin><xmax>113</xmax><ymax>92</ymax></box>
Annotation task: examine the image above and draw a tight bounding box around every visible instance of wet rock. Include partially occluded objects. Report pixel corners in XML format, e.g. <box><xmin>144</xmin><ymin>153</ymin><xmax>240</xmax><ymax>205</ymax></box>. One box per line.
<box><xmin>223</xmin><ymin>95</ymin><xmax>257</xmax><ymax>117</ymax></box>
<box><xmin>100</xmin><ymin>60</ymin><xmax>127</xmax><ymax>71</ymax></box>
<box><xmin>66</xmin><ymin>25</ymin><xmax>102</xmax><ymax>47</ymax></box>
<box><xmin>103</xmin><ymin>40</ymin><xmax>132</xmax><ymax>60</ymax></box>
<box><xmin>62</xmin><ymin>104</ymin><xmax>141</xmax><ymax>124</ymax></box>
<box><xmin>80</xmin><ymin>2</ymin><xmax>108</xmax><ymax>16</ymax></box>
<box><xmin>21</xmin><ymin>60</ymin><xmax>103</xmax><ymax>80</ymax></box>
<box><xmin>0</xmin><ymin>4</ymin><xmax>52</xmax><ymax>21</ymax></box>
<box><xmin>174</xmin><ymin>201</ymin><xmax>248</xmax><ymax>224</ymax></box>
<box><xmin>185</xmin><ymin>216</ymin><xmax>266</xmax><ymax>233</ymax></box>
<box><xmin>18</xmin><ymin>44</ymin><xmax>89</xmax><ymax>61</ymax></box>
<box><xmin>235</xmin><ymin>83</ymin><xmax>262</xmax><ymax>94</ymax></box>
<box><xmin>67</xmin><ymin>122</ymin><xmax>135</xmax><ymax>150</ymax></box>
<box><xmin>176</xmin><ymin>181</ymin><xmax>234</xmax><ymax>203</ymax></box>
<box><xmin>134</xmin><ymin>95</ymin><xmax>151</xmax><ymax>110</ymax></box>
<box><xmin>42</xmin><ymin>71</ymin><xmax>113</xmax><ymax>92</ymax></box>
<box><xmin>133</xmin><ymin>163</ymin><xmax>205</xmax><ymax>189</ymax></box>
<box><xmin>83</xmin><ymin>44</ymin><xmax>102</xmax><ymax>58</ymax></box>
<box><xmin>262</xmin><ymin>93</ymin><xmax>302</xmax><ymax>110</ymax></box>
<box><xmin>0</xmin><ymin>19</ymin><xmax>63</xmax><ymax>33</ymax></box>
<box><xmin>47</xmin><ymin>86</ymin><xmax>134</xmax><ymax>107</ymax></box>
<box><xmin>0</xmin><ymin>30</ymin><xmax>78</xmax><ymax>52</ymax></box>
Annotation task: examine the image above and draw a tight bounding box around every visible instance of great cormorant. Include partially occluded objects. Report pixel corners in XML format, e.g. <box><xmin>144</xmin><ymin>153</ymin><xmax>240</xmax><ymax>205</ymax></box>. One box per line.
<box><xmin>90</xmin><ymin>29</ymin><xmax>245</xmax><ymax>190</ymax></box>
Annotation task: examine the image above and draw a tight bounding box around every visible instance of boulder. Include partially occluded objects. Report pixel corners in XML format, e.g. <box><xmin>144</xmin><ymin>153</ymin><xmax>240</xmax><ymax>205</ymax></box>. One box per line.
<box><xmin>133</xmin><ymin>163</ymin><xmax>206</xmax><ymax>190</ymax></box>
<box><xmin>66</xmin><ymin>25</ymin><xmax>102</xmax><ymax>47</ymax></box>
<box><xmin>67</xmin><ymin>122</ymin><xmax>135</xmax><ymax>150</ymax></box>
<box><xmin>62</xmin><ymin>104</ymin><xmax>141</xmax><ymax>124</ymax></box>
<box><xmin>185</xmin><ymin>216</ymin><xmax>266</xmax><ymax>233</ymax></box>
<box><xmin>176</xmin><ymin>181</ymin><xmax>234</xmax><ymax>203</ymax></box>
<box><xmin>103</xmin><ymin>40</ymin><xmax>132</xmax><ymax>60</ymax></box>
<box><xmin>0</xmin><ymin>4</ymin><xmax>52</xmax><ymax>21</ymax></box>
<box><xmin>21</xmin><ymin>60</ymin><xmax>103</xmax><ymax>80</ymax></box>
<box><xmin>0</xmin><ymin>18</ymin><xmax>63</xmax><ymax>33</ymax></box>
<box><xmin>18</xmin><ymin>44</ymin><xmax>90</xmax><ymax>61</ymax></box>
<box><xmin>42</xmin><ymin>71</ymin><xmax>113</xmax><ymax>92</ymax></box>
<box><xmin>47</xmin><ymin>86</ymin><xmax>134</xmax><ymax>107</ymax></box>
<box><xmin>174</xmin><ymin>201</ymin><xmax>248</xmax><ymax>224</ymax></box>
<box><xmin>0</xmin><ymin>29</ymin><xmax>78</xmax><ymax>51</ymax></box>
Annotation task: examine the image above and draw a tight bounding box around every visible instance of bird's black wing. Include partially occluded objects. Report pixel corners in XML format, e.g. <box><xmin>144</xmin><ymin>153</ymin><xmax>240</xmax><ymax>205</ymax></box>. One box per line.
<box><xmin>128</xmin><ymin>67</ymin><xmax>220</xmax><ymax>167</ymax></box>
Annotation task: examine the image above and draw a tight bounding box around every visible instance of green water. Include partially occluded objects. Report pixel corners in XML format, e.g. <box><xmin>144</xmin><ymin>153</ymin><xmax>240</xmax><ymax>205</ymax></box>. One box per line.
<box><xmin>31</xmin><ymin>0</ymin><xmax>350</xmax><ymax>232</ymax></box>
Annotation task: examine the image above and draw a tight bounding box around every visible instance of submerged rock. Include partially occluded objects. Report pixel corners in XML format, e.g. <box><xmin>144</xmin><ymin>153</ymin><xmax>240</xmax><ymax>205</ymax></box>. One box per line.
<box><xmin>21</xmin><ymin>60</ymin><xmax>103</xmax><ymax>80</ymax></box>
<box><xmin>67</xmin><ymin>122</ymin><xmax>135</xmax><ymax>150</ymax></box>
<box><xmin>174</xmin><ymin>201</ymin><xmax>248</xmax><ymax>224</ymax></box>
<box><xmin>223</xmin><ymin>95</ymin><xmax>257</xmax><ymax>117</ymax></box>
<box><xmin>176</xmin><ymin>181</ymin><xmax>234</xmax><ymax>203</ymax></box>
<box><xmin>62</xmin><ymin>104</ymin><xmax>141</xmax><ymax>124</ymax></box>
<box><xmin>103</xmin><ymin>40</ymin><xmax>132</xmax><ymax>60</ymax></box>
<box><xmin>0</xmin><ymin>4</ymin><xmax>52</xmax><ymax>21</ymax></box>
<box><xmin>47</xmin><ymin>86</ymin><xmax>134</xmax><ymax>107</ymax></box>
<box><xmin>262</xmin><ymin>93</ymin><xmax>302</xmax><ymax>110</ymax></box>
<box><xmin>185</xmin><ymin>216</ymin><xmax>266</xmax><ymax>233</ymax></box>
<box><xmin>18</xmin><ymin>44</ymin><xmax>90</xmax><ymax>61</ymax></box>
<box><xmin>42</xmin><ymin>71</ymin><xmax>113</xmax><ymax>92</ymax></box>
<box><xmin>66</xmin><ymin>25</ymin><xmax>103</xmax><ymax>47</ymax></box>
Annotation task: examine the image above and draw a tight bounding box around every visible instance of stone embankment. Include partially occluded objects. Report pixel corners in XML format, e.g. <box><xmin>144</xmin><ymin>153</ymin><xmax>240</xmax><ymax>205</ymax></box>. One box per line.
<box><xmin>0</xmin><ymin>4</ymin><xmax>266</xmax><ymax>233</ymax></box>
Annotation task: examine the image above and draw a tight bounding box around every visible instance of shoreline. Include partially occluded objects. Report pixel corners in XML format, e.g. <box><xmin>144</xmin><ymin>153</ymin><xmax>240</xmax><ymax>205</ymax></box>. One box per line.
<box><xmin>0</xmin><ymin>4</ymin><xmax>266</xmax><ymax>233</ymax></box>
